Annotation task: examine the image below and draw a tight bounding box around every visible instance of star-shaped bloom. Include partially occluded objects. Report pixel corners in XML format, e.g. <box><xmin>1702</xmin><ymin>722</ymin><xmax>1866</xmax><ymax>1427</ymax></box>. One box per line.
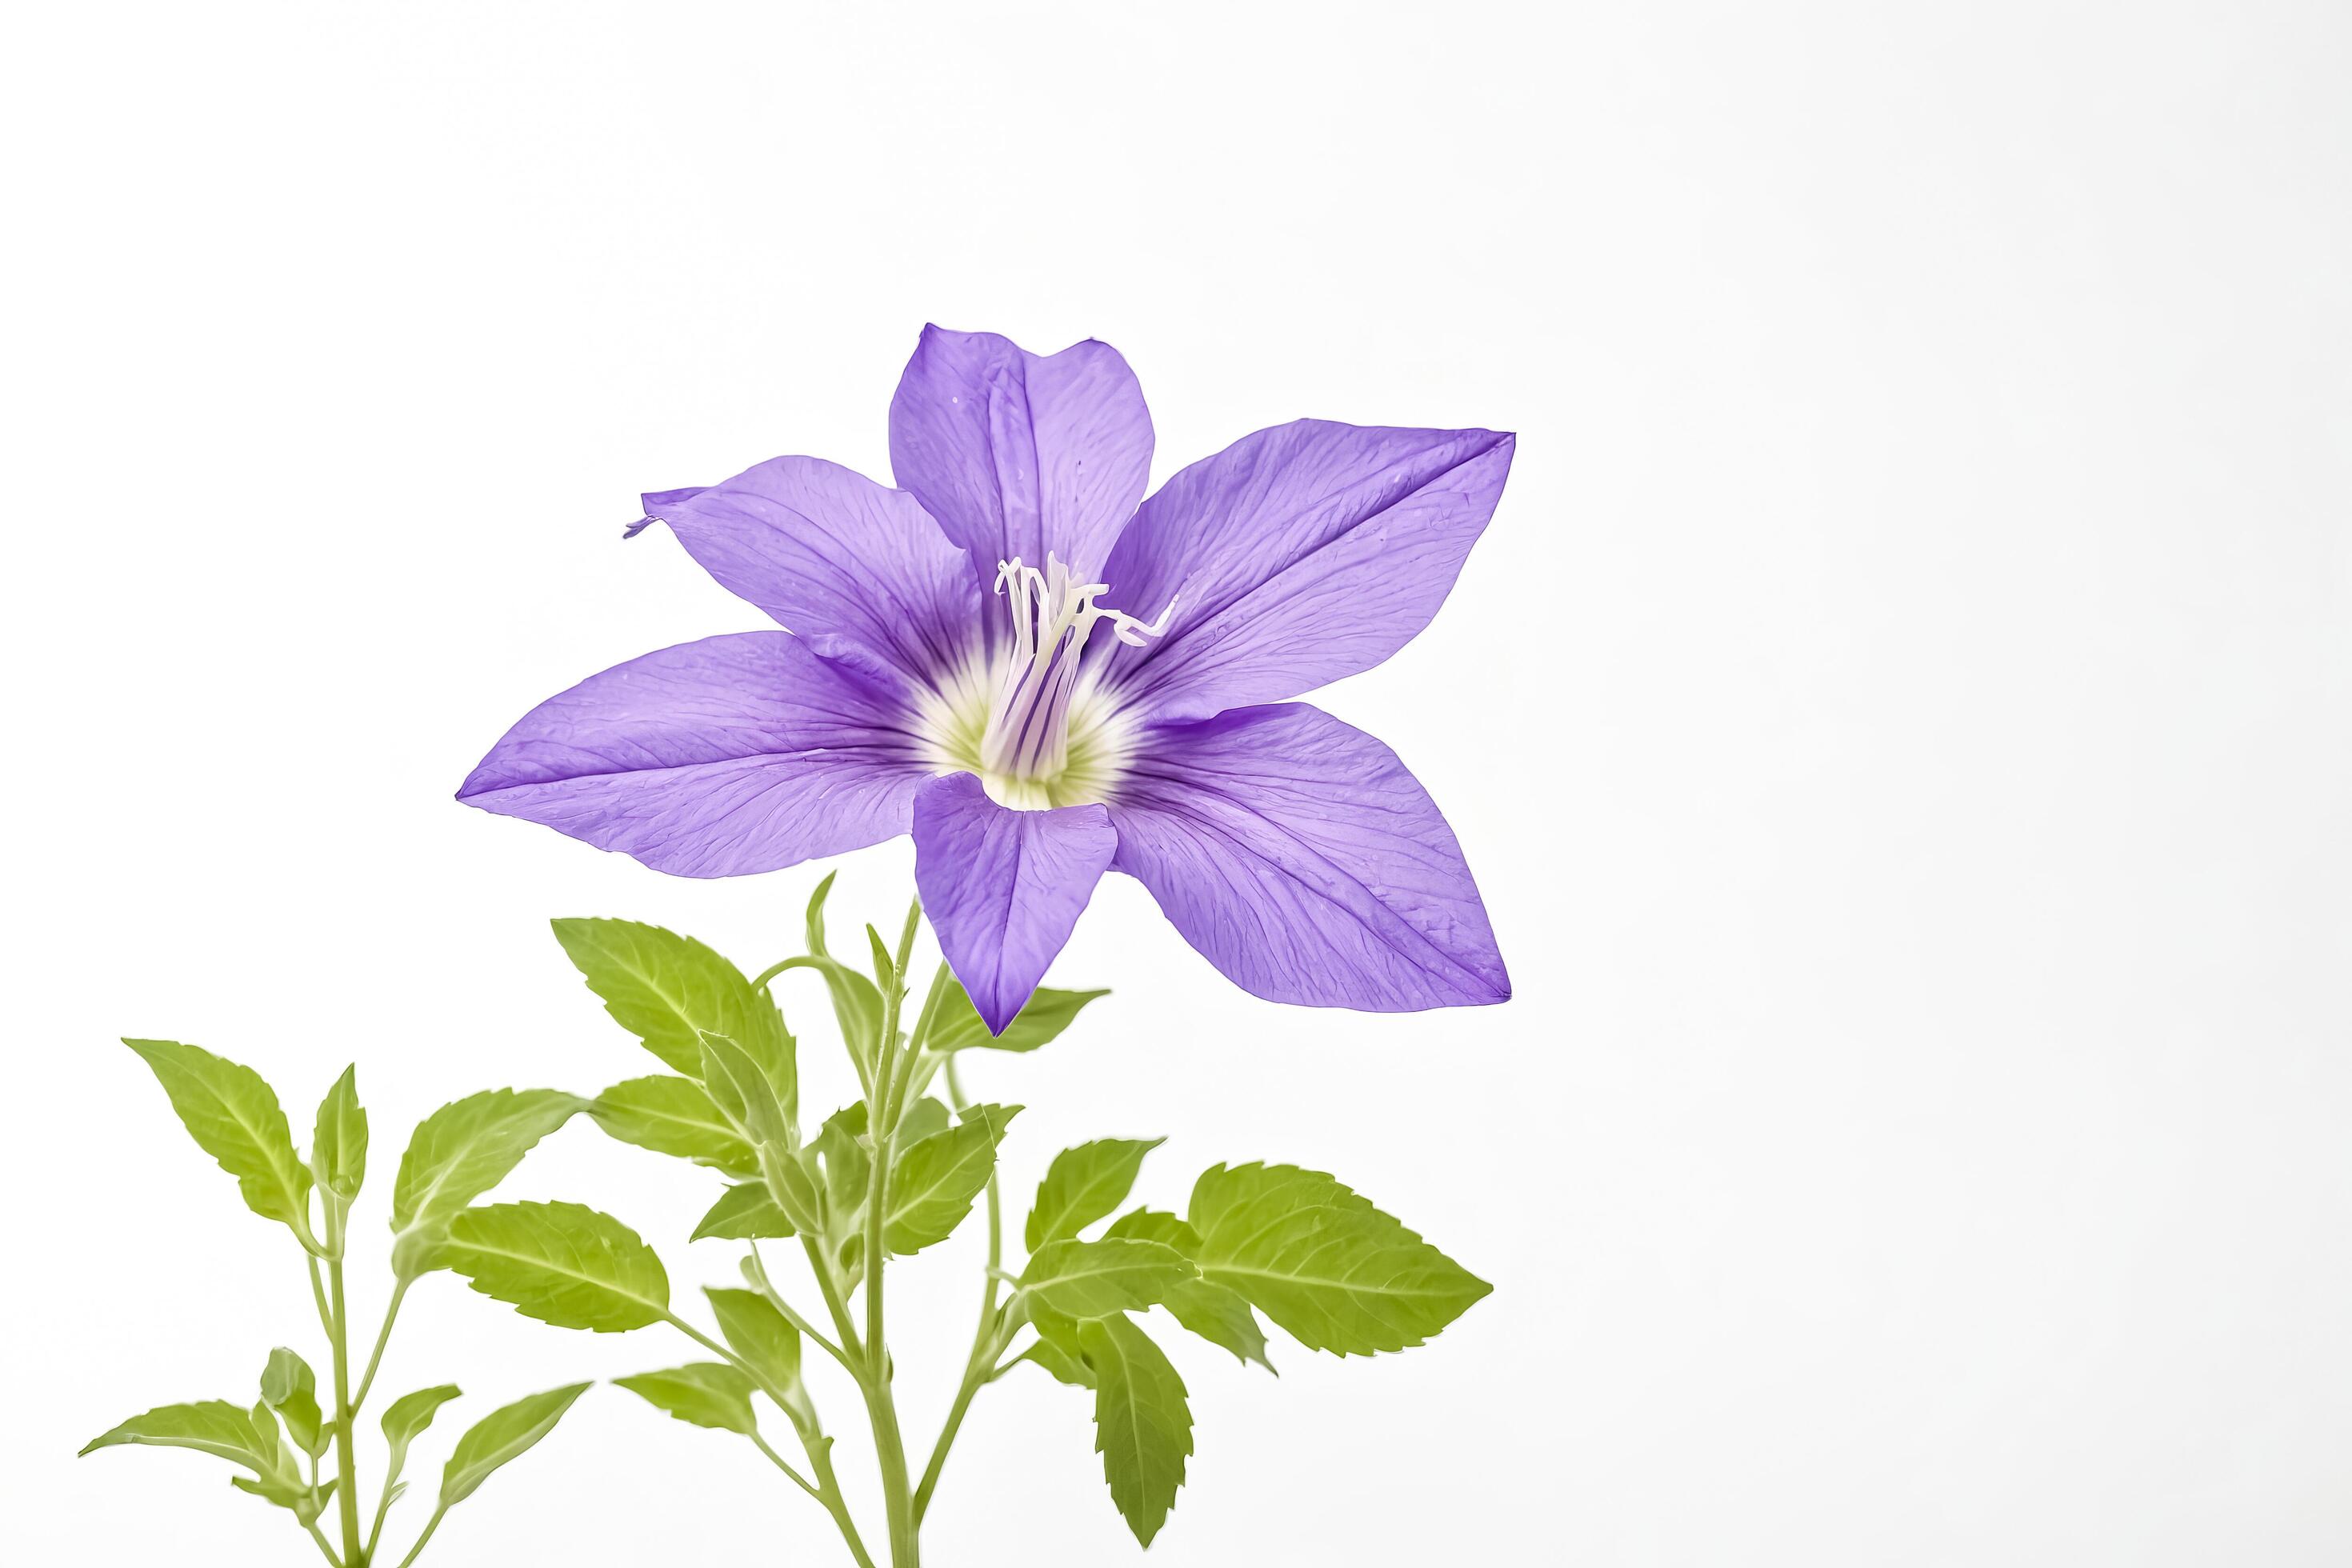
<box><xmin>460</xmin><ymin>327</ymin><xmax>1514</xmax><ymax>1030</ymax></box>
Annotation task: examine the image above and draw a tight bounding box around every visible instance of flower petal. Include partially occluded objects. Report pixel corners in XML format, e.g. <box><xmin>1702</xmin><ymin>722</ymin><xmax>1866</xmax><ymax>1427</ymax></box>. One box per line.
<box><xmin>458</xmin><ymin>632</ymin><xmax>932</xmax><ymax>878</ymax></box>
<box><xmin>1107</xmin><ymin>703</ymin><xmax>1508</xmax><ymax>1010</ymax></box>
<box><xmin>1094</xmin><ymin>422</ymin><xmax>1515</xmax><ymax>722</ymax></box>
<box><xmin>636</xmin><ymin>456</ymin><xmax>983</xmax><ymax>698</ymax></box>
<box><xmin>888</xmin><ymin>325</ymin><xmax>1153</xmax><ymax>594</ymax></box>
<box><xmin>911</xmin><ymin>773</ymin><xmax>1117</xmax><ymax>1034</ymax></box>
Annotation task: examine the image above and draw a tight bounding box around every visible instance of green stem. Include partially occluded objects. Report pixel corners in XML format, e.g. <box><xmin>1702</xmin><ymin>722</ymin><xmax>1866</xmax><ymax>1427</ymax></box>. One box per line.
<box><xmin>851</xmin><ymin>902</ymin><xmax>923</xmax><ymax>1567</ymax></box>
<box><xmin>913</xmin><ymin>1054</ymin><xmax>1005</xmax><ymax>1524</ymax></box>
<box><xmin>746</xmin><ymin>1429</ymin><xmax>822</xmax><ymax>1498</ymax></box>
<box><xmin>802</xmin><ymin>1234</ymin><xmax>863</xmax><ymax>1360</ymax></box>
<box><xmin>802</xmin><ymin>1438</ymin><xmax>880</xmax><ymax>1568</ymax></box>
<box><xmin>747</xmin><ymin>1244</ymin><xmax>851</xmax><ymax>1370</ymax></box>
<box><xmin>363</xmin><ymin>1484</ymin><xmax>395</xmax><ymax>1566</ymax></box>
<box><xmin>390</xmin><ymin>1506</ymin><xmax>445</xmax><ymax>1568</ymax></box>
<box><xmin>305</xmin><ymin>1518</ymin><xmax>343</xmax><ymax>1568</ymax></box>
<box><xmin>350</xmin><ymin>1276</ymin><xmax>408</xmax><ymax>1411</ymax></box>
<box><xmin>666</xmin><ymin>1310</ymin><xmax>877</xmax><ymax>1568</ymax></box>
<box><xmin>325</xmin><ymin>1257</ymin><xmax>366</xmax><ymax>1566</ymax></box>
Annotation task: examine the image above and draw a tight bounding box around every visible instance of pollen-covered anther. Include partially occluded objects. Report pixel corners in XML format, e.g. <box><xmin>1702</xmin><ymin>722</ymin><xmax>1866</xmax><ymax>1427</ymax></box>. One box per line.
<box><xmin>977</xmin><ymin>554</ymin><xmax>1172</xmax><ymax>789</ymax></box>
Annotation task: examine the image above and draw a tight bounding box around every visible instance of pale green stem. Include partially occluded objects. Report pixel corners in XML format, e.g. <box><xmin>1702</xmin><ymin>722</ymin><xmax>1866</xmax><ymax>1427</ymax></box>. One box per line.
<box><xmin>325</xmin><ymin>1257</ymin><xmax>366</xmax><ymax>1566</ymax></box>
<box><xmin>746</xmin><ymin>1430</ymin><xmax>823</xmax><ymax>1502</ymax></box>
<box><xmin>665</xmin><ymin>1310</ymin><xmax>876</xmax><ymax>1568</ymax></box>
<box><xmin>849</xmin><ymin>902</ymin><xmax>924</xmax><ymax>1567</ymax></box>
<box><xmin>390</xmin><ymin>1506</ymin><xmax>445</xmax><ymax>1568</ymax></box>
<box><xmin>306</xmin><ymin>1518</ymin><xmax>342</xmax><ymax>1568</ymax></box>
<box><xmin>363</xmin><ymin>1481</ymin><xmax>397</xmax><ymax>1566</ymax></box>
<box><xmin>351</xmin><ymin>1276</ymin><xmax>409</xmax><ymax>1410</ymax></box>
<box><xmin>747</xmin><ymin>1243</ymin><xmax>851</xmax><ymax>1369</ymax></box>
<box><xmin>913</xmin><ymin>1054</ymin><xmax>1006</xmax><ymax>1524</ymax></box>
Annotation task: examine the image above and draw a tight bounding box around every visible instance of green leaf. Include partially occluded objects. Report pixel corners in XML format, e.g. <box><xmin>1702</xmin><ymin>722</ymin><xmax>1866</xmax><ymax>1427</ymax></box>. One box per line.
<box><xmin>1105</xmin><ymin>1210</ymin><xmax>1274</xmax><ymax>1371</ymax></box>
<box><xmin>704</xmin><ymin>1287</ymin><xmax>805</xmax><ymax>1414</ymax></box>
<box><xmin>259</xmin><ymin>1348</ymin><xmax>326</xmax><ymax>1457</ymax></box>
<box><xmin>922</xmin><ymin>975</ymin><xmax>1108</xmax><ymax>1053</ymax></box>
<box><xmin>1016</xmin><ymin>1238</ymin><xmax>1195</xmax><ymax>1319</ymax></box>
<box><xmin>441</xmin><ymin>1201</ymin><xmax>670</xmax><ymax>1332</ymax></box>
<box><xmin>310</xmin><ymin>1064</ymin><xmax>367</xmax><ymax>1202</ymax></box>
<box><xmin>550</xmin><ymin>918</ymin><xmax>796</xmax><ymax>1123</ymax></box>
<box><xmin>389</xmin><ymin>1088</ymin><xmax>585</xmax><ymax>1276</ymax></box>
<box><xmin>1102</xmin><ymin>1208</ymin><xmax>1199</xmax><ymax>1250</ymax></box>
<box><xmin>692</xmin><ymin>1182</ymin><xmax>795</xmax><ymax>1242</ymax></box>
<box><xmin>1081</xmin><ymin>1314</ymin><xmax>1192</xmax><ymax>1547</ymax></box>
<box><xmin>762</xmin><ymin>1142</ymin><xmax>828</xmax><ymax>1235</ymax></box>
<box><xmin>811</xmin><ymin>1104</ymin><xmax>871</xmax><ymax>1218</ymax></box>
<box><xmin>592</xmin><ymin>1076</ymin><xmax>757</xmax><ymax>1177</ymax></box>
<box><xmin>248</xmin><ymin>1398</ymin><xmax>285</xmax><ymax>1474</ymax></box>
<box><xmin>614</xmin><ymin>1362</ymin><xmax>758</xmax><ymax>1436</ymax></box>
<box><xmin>1027</xmin><ymin>1138</ymin><xmax>1164</xmax><ymax>1252</ymax></box>
<box><xmin>803</xmin><ymin>874</ymin><xmax>885</xmax><ymax>1061</ymax></box>
<box><xmin>894</xmin><ymin>1096</ymin><xmax>951</xmax><ymax>1146</ymax></box>
<box><xmin>1164</xmin><ymin>1281</ymin><xmax>1275</xmax><ymax>1373</ymax></box>
<box><xmin>1187</xmin><ymin>1163</ymin><xmax>1491</xmax><ymax>1356</ymax></box>
<box><xmin>699</xmin><ymin>1031</ymin><xmax>789</xmax><ymax>1148</ymax></box>
<box><xmin>81</xmin><ymin>1400</ymin><xmax>287</xmax><ymax>1474</ymax></box>
<box><xmin>122</xmin><ymin>1040</ymin><xmax>311</xmax><ymax>1233</ymax></box>
<box><xmin>380</xmin><ymin>1384</ymin><xmax>462</xmax><ymax>1494</ymax></box>
<box><xmin>864</xmin><ymin>924</ymin><xmax>897</xmax><ymax>994</ymax></box>
<box><xmin>439</xmin><ymin>1382</ymin><xmax>591</xmax><ymax>1508</ymax></box>
<box><xmin>232</xmin><ymin>1468</ymin><xmax>330</xmax><ymax>1518</ymax></box>
<box><xmin>1017</xmin><ymin>1336</ymin><xmax>1095</xmax><ymax>1389</ymax></box>
<box><xmin>883</xmin><ymin>1103</ymin><xmax>1022</xmax><ymax>1254</ymax></box>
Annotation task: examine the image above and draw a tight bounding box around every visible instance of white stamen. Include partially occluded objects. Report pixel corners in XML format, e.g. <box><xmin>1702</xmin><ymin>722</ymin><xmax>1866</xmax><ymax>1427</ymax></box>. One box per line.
<box><xmin>978</xmin><ymin>554</ymin><xmax>1172</xmax><ymax>785</ymax></box>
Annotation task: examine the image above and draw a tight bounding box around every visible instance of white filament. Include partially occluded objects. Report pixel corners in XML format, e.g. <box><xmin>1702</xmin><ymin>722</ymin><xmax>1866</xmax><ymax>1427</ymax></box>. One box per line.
<box><xmin>978</xmin><ymin>554</ymin><xmax>1172</xmax><ymax>784</ymax></box>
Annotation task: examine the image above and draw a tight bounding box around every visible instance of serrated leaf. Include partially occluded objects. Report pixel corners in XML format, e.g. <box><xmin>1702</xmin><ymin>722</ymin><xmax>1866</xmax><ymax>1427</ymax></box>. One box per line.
<box><xmin>390</xmin><ymin>1089</ymin><xmax>584</xmax><ymax>1275</ymax></box>
<box><xmin>551</xmin><ymin>918</ymin><xmax>796</xmax><ymax>1122</ymax></box>
<box><xmin>380</xmin><ymin>1384</ymin><xmax>462</xmax><ymax>1494</ymax></box>
<box><xmin>1016</xmin><ymin>1238</ymin><xmax>1195</xmax><ymax>1319</ymax></box>
<box><xmin>310</xmin><ymin>1065</ymin><xmax>367</xmax><ymax>1202</ymax></box>
<box><xmin>441</xmin><ymin>1201</ymin><xmax>669</xmax><ymax>1332</ymax></box>
<box><xmin>811</xmin><ymin>1104</ymin><xmax>871</xmax><ymax>1218</ymax></box>
<box><xmin>1027</xmin><ymin>1138</ymin><xmax>1163</xmax><ymax>1252</ymax></box>
<box><xmin>439</xmin><ymin>1382</ymin><xmax>590</xmax><ymax>1508</ymax></box>
<box><xmin>1102</xmin><ymin>1208</ymin><xmax>1200</xmax><ymax>1252</ymax></box>
<box><xmin>1105</xmin><ymin>1209</ymin><xmax>1274</xmax><ymax>1370</ymax></box>
<box><xmin>1082</xmin><ymin>1314</ymin><xmax>1192</xmax><ymax>1547</ymax></box>
<box><xmin>692</xmin><ymin>1182</ymin><xmax>795</xmax><ymax>1242</ymax></box>
<box><xmin>894</xmin><ymin>1096</ymin><xmax>951</xmax><ymax>1146</ymax></box>
<box><xmin>259</xmin><ymin>1348</ymin><xmax>326</xmax><ymax>1456</ymax></box>
<box><xmin>883</xmin><ymin>1103</ymin><xmax>1021</xmax><ymax>1255</ymax></box>
<box><xmin>123</xmin><ymin>1040</ymin><xmax>311</xmax><ymax>1233</ymax></box>
<box><xmin>700</xmin><ymin>1031</ymin><xmax>789</xmax><ymax>1148</ymax></box>
<box><xmin>1164</xmin><ymin>1282</ymin><xmax>1275</xmax><ymax>1373</ymax></box>
<box><xmin>922</xmin><ymin>974</ymin><xmax>1108</xmax><ymax>1052</ymax></box>
<box><xmin>704</xmin><ymin>1287</ymin><xmax>804</xmax><ymax>1410</ymax></box>
<box><xmin>1017</xmin><ymin>1334</ymin><xmax>1095</xmax><ymax>1388</ymax></box>
<box><xmin>614</xmin><ymin>1362</ymin><xmax>758</xmax><ymax>1436</ymax></box>
<box><xmin>1187</xmin><ymin>1164</ymin><xmax>1490</xmax><ymax>1356</ymax></box>
<box><xmin>592</xmin><ymin>1076</ymin><xmax>757</xmax><ymax>1177</ymax></box>
<box><xmin>81</xmin><ymin>1401</ymin><xmax>286</xmax><ymax>1474</ymax></box>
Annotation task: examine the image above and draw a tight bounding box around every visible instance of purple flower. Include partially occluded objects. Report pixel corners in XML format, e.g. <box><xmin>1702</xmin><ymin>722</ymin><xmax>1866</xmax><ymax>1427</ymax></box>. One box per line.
<box><xmin>460</xmin><ymin>327</ymin><xmax>1514</xmax><ymax>1031</ymax></box>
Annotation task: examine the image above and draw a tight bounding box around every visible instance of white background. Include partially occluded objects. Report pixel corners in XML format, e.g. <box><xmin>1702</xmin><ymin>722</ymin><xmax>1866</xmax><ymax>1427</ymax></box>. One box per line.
<box><xmin>5</xmin><ymin>3</ymin><xmax>2347</xmax><ymax>1563</ymax></box>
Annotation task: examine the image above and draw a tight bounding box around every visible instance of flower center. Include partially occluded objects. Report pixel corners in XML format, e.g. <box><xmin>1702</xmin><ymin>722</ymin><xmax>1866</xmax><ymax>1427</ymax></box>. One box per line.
<box><xmin>925</xmin><ymin>555</ymin><xmax>1170</xmax><ymax>810</ymax></box>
